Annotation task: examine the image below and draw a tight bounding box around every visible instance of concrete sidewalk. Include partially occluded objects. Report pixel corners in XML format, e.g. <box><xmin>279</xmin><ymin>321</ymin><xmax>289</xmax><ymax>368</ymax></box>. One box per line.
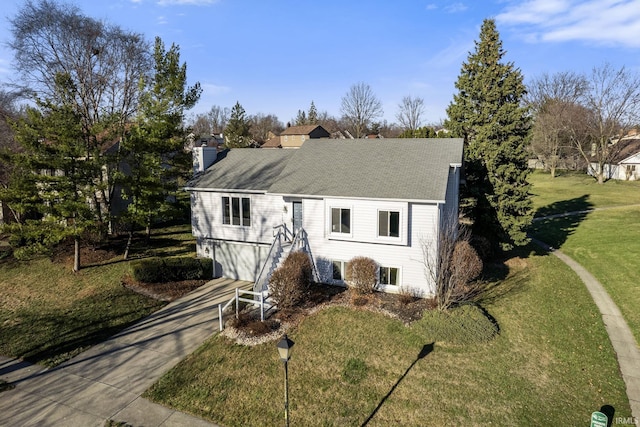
<box><xmin>0</xmin><ymin>277</ymin><xmax>251</xmax><ymax>427</ymax></box>
<box><xmin>532</xmin><ymin>238</ymin><xmax>640</xmax><ymax>420</ymax></box>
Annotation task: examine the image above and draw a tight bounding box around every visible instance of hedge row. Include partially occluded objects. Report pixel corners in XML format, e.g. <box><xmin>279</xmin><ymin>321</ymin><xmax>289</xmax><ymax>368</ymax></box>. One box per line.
<box><xmin>129</xmin><ymin>256</ymin><xmax>213</xmax><ymax>283</ymax></box>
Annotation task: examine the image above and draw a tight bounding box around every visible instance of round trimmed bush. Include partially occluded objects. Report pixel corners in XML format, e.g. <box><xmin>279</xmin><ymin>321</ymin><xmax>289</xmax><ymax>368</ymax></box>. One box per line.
<box><xmin>346</xmin><ymin>256</ymin><xmax>378</xmax><ymax>295</ymax></box>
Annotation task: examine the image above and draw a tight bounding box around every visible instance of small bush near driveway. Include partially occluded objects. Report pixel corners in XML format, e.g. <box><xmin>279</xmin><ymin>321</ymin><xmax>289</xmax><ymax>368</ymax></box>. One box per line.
<box><xmin>269</xmin><ymin>251</ymin><xmax>313</xmax><ymax>309</ymax></box>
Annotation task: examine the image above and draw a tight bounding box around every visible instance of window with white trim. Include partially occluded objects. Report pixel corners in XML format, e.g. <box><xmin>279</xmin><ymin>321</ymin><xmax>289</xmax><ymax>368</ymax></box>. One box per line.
<box><xmin>331</xmin><ymin>207</ymin><xmax>351</xmax><ymax>234</ymax></box>
<box><xmin>378</xmin><ymin>210</ymin><xmax>400</xmax><ymax>238</ymax></box>
<box><xmin>332</xmin><ymin>260</ymin><xmax>346</xmax><ymax>281</ymax></box>
<box><xmin>379</xmin><ymin>266</ymin><xmax>399</xmax><ymax>286</ymax></box>
<box><xmin>222</xmin><ymin>196</ymin><xmax>251</xmax><ymax>226</ymax></box>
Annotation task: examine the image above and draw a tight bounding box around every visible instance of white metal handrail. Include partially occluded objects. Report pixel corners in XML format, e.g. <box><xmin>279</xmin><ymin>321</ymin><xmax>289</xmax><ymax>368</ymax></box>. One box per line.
<box><xmin>218</xmin><ymin>288</ymin><xmax>274</xmax><ymax>331</ymax></box>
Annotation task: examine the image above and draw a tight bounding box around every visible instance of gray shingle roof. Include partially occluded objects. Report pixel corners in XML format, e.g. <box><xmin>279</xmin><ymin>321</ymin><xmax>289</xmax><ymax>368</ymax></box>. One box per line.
<box><xmin>188</xmin><ymin>149</ymin><xmax>296</xmax><ymax>192</ymax></box>
<box><xmin>189</xmin><ymin>138</ymin><xmax>463</xmax><ymax>201</ymax></box>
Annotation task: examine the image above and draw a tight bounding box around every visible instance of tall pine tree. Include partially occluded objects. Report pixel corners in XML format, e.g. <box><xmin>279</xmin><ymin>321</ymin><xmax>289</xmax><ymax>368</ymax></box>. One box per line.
<box><xmin>308</xmin><ymin>101</ymin><xmax>318</xmax><ymax>125</ymax></box>
<box><xmin>445</xmin><ymin>19</ymin><xmax>532</xmax><ymax>250</ymax></box>
<box><xmin>118</xmin><ymin>37</ymin><xmax>201</xmax><ymax>257</ymax></box>
<box><xmin>6</xmin><ymin>75</ymin><xmax>98</xmax><ymax>271</ymax></box>
<box><xmin>225</xmin><ymin>102</ymin><xmax>251</xmax><ymax>148</ymax></box>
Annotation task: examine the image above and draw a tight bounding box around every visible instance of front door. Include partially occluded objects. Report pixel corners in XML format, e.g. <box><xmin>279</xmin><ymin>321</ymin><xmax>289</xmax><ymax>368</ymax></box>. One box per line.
<box><xmin>292</xmin><ymin>201</ymin><xmax>303</xmax><ymax>233</ymax></box>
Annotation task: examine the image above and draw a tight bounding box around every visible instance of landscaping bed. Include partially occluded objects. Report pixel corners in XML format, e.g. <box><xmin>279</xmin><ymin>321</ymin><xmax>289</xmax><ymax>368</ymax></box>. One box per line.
<box><xmin>145</xmin><ymin>248</ymin><xmax>632</xmax><ymax>425</ymax></box>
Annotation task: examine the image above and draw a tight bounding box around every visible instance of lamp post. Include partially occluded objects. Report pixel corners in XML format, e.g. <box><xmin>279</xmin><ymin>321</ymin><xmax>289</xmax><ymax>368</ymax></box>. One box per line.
<box><xmin>277</xmin><ymin>334</ymin><xmax>294</xmax><ymax>427</ymax></box>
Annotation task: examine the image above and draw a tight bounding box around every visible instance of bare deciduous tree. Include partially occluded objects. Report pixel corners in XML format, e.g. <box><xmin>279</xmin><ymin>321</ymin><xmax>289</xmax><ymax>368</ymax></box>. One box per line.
<box><xmin>8</xmin><ymin>0</ymin><xmax>151</xmax><ymax>221</ymax></box>
<box><xmin>207</xmin><ymin>105</ymin><xmax>230</xmax><ymax>134</ymax></box>
<box><xmin>421</xmin><ymin>218</ymin><xmax>483</xmax><ymax>311</ymax></box>
<box><xmin>396</xmin><ymin>95</ymin><xmax>425</xmax><ymax>135</ymax></box>
<box><xmin>249</xmin><ymin>113</ymin><xmax>284</xmax><ymax>144</ymax></box>
<box><xmin>340</xmin><ymin>82</ymin><xmax>383</xmax><ymax>138</ymax></box>
<box><xmin>9</xmin><ymin>0</ymin><xmax>150</xmax><ymax>129</ymax></box>
<box><xmin>577</xmin><ymin>64</ymin><xmax>640</xmax><ymax>183</ymax></box>
<box><xmin>527</xmin><ymin>71</ymin><xmax>589</xmax><ymax>178</ymax></box>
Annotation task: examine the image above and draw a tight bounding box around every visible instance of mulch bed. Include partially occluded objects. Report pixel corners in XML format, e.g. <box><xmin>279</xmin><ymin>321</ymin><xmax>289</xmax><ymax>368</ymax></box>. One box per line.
<box><xmin>225</xmin><ymin>284</ymin><xmax>437</xmax><ymax>346</ymax></box>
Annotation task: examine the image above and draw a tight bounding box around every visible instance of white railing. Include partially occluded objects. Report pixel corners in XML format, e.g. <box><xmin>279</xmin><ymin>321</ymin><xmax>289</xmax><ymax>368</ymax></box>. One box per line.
<box><xmin>218</xmin><ymin>288</ymin><xmax>274</xmax><ymax>331</ymax></box>
<box><xmin>290</xmin><ymin>227</ymin><xmax>320</xmax><ymax>283</ymax></box>
<box><xmin>253</xmin><ymin>224</ymin><xmax>291</xmax><ymax>294</ymax></box>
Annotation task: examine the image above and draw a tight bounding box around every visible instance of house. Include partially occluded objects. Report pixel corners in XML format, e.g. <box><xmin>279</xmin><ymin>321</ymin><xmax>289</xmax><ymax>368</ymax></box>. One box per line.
<box><xmin>589</xmin><ymin>138</ymin><xmax>640</xmax><ymax>181</ymax></box>
<box><xmin>262</xmin><ymin>125</ymin><xmax>330</xmax><ymax>149</ymax></box>
<box><xmin>187</xmin><ymin>138</ymin><xmax>463</xmax><ymax>297</ymax></box>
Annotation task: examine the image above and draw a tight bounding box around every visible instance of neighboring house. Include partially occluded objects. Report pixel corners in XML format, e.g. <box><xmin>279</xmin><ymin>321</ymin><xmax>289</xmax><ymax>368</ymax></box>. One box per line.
<box><xmin>276</xmin><ymin>125</ymin><xmax>330</xmax><ymax>148</ymax></box>
<box><xmin>187</xmin><ymin>138</ymin><xmax>463</xmax><ymax>297</ymax></box>
<box><xmin>589</xmin><ymin>138</ymin><xmax>640</xmax><ymax>181</ymax></box>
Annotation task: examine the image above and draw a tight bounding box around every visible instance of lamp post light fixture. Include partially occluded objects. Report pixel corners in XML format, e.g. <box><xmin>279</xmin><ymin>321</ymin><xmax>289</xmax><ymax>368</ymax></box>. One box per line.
<box><xmin>277</xmin><ymin>334</ymin><xmax>294</xmax><ymax>427</ymax></box>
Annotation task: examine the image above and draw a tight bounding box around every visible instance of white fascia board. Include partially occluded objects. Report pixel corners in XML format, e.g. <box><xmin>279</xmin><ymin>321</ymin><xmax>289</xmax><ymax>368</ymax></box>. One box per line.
<box><xmin>267</xmin><ymin>192</ymin><xmax>444</xmax><ymax>204</ymax></box>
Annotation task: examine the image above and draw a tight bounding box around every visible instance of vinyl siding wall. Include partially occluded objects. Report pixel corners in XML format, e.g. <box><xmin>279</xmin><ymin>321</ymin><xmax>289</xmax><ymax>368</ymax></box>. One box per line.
<box><xmin>302</xmin><ymin>198</ymin><xmax>439</xmax><ymax>296</ymax></box>
<box><xmin>189</xmin><ymin>164</ymin><xmax>459</xmax><ymax>293</ymax></box>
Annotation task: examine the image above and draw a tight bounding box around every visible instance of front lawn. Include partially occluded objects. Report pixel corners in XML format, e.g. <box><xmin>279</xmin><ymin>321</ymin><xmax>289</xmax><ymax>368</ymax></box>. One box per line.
<box><xmin>0</xmin><ymin>224</ymin><xmax>198</xmax><ymax>367</ymax></box>
<box><xmin>145</xmin><ymin>248</ymin><xmax>632</xmax><ymax>425</ymax></box>
<box><xmin>529</xmin><ymin>170</ymin><xmax>640</xmax><ymax>342</ymax></box>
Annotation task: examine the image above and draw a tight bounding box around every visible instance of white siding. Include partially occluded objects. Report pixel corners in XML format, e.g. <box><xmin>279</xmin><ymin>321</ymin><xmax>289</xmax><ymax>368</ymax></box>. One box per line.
<box><xmin>303</xmin><ymin>198</ymin><xmax>439</xmax><ymax>296</ymax></box>
<box><xmin>191</xmin><ymin>191</ymin><xmax>287</xmax><ymax>243</ymax></box>
<box><xmin>190</xmin><ymin>164</ymin><xmax>460</xmax><ymax>294</ymax></box>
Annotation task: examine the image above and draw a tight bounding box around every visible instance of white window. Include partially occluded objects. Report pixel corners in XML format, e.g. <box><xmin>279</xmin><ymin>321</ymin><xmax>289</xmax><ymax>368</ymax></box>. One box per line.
<box><xmin>222</xmin><ymin>196</ymin><xmax>251</xmax><ymax>226</ymax></box>
<box><xmin>378</xmin><ymin>210</ymin><xmax>400</xmax><ymax>238</ymax></box>
<box><xmin>332</xmin><ymin>260</ymin><xmax>346</xmax><ymax>282</ymax></box>
<box><xmin>331</xmin><ymin>207</ymin><xmax>351</xmax><ymax>234</ymax></box>
<box><xmin>379</xmin><ymin>266</ymin><xmax>399</xmax><ymax>286</ymax></box>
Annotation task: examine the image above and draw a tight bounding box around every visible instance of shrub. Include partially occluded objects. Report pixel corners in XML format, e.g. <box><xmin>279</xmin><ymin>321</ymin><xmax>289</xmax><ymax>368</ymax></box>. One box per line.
<box><xmin>269</xmin><ymin>251</ymin><xmax>313</xmax><ymax>310</ymax></box>
<box><xmin>412</xmin><ymin>303</ymin><xmax>499</xmax><ymax>345</ymax></box>
<box><xmin>450</xmin><ymin>240</ymin><xmax>483</xmax><ymax>288</ymax></box>
<box><xmin>129</xmin><ymin>256</ymin><xmax>213</xmax><ymax>283</ymax></box>
<box><xmin>228</xmin><ymin>313</ymin><xmax>280</xmax><ymax>336</ymax></box>
<box><xmin>345</xmin><ymin>256</ymin><xmax>378</xmax><ymax>295</ymax></box>
<box><xmin>398</xmin><ymin>286</ymin><xmax>417</xmax><ymax>305</ymax></box>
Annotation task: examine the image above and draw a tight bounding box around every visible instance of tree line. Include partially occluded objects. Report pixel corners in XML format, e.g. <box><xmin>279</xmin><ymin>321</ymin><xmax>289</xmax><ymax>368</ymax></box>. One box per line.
<box><xmin>0</xmin><ymin>0</ymin><xmax>200</xmax><ymax>270</ymax></box>
<box><xmin>188</xmin><ymin>86</ymin><xmax>453</xmax><ymax>145</ymax></box>
<box><xmin>1</xmin><ymin>2</ymin><xmax>637</xmax><ymax>270</ymax></box>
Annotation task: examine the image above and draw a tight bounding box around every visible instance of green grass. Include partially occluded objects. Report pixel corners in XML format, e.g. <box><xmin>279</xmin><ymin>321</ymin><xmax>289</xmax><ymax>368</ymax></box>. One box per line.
<box><xmin>529</xmin><ymin>170</ymin><xmax>640</xmax><ymax>216</ymax></box>
<box><xmin>529</xmin><ymin>170</ymin><xmax>640</xmax><ymax>342</ymax></box>
<box><xmin>0</xmin><ymin>224</ymin><xmax>196</xmax><ymax>367</ymax></box>
<box><xmin>145</xmin><ymin>249</ymin><xmax>631</xmax><ymax>426</ymax></box>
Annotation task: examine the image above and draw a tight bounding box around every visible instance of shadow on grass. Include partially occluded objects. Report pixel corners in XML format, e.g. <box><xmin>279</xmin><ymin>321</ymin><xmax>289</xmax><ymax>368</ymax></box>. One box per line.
<box><xmin>530</xmin><ymin>195</ymin><xmax>593</xmax><ymax>250</ymax></box>
<box><xmin>361</xmin><ymin>343</ymin><xmax>434</xmax><ymax>426</ymax></box>
<box><xmin>1</xmin><ymin>290</ymin><xmax>164</xmax><ymax>367</ymax></box>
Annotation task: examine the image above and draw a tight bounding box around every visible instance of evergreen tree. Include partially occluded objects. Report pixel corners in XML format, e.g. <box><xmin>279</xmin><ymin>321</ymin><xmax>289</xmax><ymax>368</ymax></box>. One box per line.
<box><xmin>225</xmin><ymin>102</ymin><xmax>251</xmax><ymax>148</ymax></box>
<box><xmin>294</xmin><ymin>109</ymin><xmax>307</xmax><ymax>126</ymax></box>
<box><xmin>118</xmin><ymin>37</ymin><xmax>201</xmax><ymax>257</ymax></box>
<box><xmin>308</xmin><ymin>101</ymin><xmax>318</xmax><ymax>125</ymax></box>
<box><xmin>445</xmin><ymin>19</ymin><xmax>532</xmax><ymax>250</ymax></box>
<box><xmin>398</xmin><ymin>126</ymin><xmax>437</xmax><ymax>138</ymax></box>
<box><xmin>5</xmin><ymin>76</ymin><xmax>99</xmax><ymax>271</ymax></box>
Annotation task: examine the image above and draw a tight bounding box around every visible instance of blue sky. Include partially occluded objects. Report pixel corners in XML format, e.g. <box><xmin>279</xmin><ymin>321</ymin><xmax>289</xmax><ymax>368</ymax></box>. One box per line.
<box><xmin>1</xmin><ymin>0</ymin><xmax>640</xmax><ymax>126</ymax></box>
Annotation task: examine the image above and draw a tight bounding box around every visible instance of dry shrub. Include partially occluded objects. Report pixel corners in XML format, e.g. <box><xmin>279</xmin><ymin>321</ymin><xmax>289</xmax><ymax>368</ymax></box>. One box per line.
<box><xmin>228</xmin><ymin>313</ymin><xmax>279</xmax><ymax>336</ymax></box>
<box><xmin>269</xmin><ymin>251</ymin><xmax>313</xmax><ymax>310</ymax></box>
<box><xmin>398</xmin><ymin>287</ymin><xmax>417</xmax><ymax>305</ymax></box>
<box><xmin>450</xmin><ymin>240</ymin><xmax>483</xmax><ymax>285</ymax></box>
<box><xmin>346</xmin><ymin>256</ymin><xmax>378</xmax><ymax>295</ymax></box>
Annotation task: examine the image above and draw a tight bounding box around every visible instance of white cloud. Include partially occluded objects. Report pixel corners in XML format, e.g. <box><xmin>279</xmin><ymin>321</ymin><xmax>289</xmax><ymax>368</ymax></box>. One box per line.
<box><xmin>157</xmin><ymin>0</ymin><xmax>219</xmax><ymax>5</ymax></box>
<box><xmin>202</xmin><ymin>83</ymin><xmax>231</xmax><ymax>95</ymax></box>
<box><xmin>427</xmin><ymin>37</ymin><xmax>475</xmax><ymax>67</ymax></box>
<box><xmin>157</xmin><ymin>15</ymin><xmax>168</xmax><ymax>25</ymax></box>
<box><xmin>444</xmin><ymin>2</ymin><xmax>468</xmax><ymax>13</ymax></box>
<box><xmin>425</xmin><ymin>4</ymin><xmax>438</xmax><ymax>11</ymax></box>
<box><xmin>496</xmin><ymin>0</ymin><xmax>640</xmax><ymax>48</ymax></box>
